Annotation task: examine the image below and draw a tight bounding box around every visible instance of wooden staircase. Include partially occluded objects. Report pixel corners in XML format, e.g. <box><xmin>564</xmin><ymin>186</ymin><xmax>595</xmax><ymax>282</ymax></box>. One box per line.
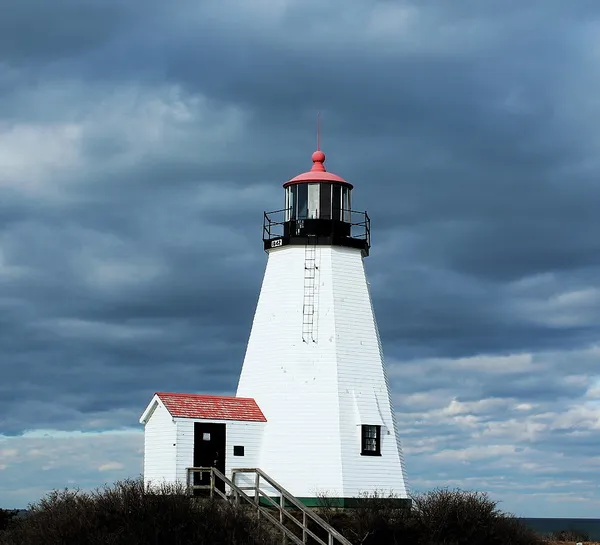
<box><xmin>187</xmin><ymin>467</ymin><xmax>353</xmax><ymax>545</ymax></box>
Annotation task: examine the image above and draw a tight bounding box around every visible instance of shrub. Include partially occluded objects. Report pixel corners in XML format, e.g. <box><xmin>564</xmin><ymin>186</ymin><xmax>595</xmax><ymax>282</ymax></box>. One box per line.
<box><xmin>317</xmin><ymin>491</ymin><xmax>416</xmax><ymax>545</ymax></box>
<box><xmin>0</xmin><ymin>509</ymin><xmax>19</xmax><ymax>532</ymax></box>
<box><xmin>0</xmin><ymin>481</ymin><xmax>549</xmax><ymax>545</ymax></box>
<box><xmin>551</xmin><ymin>528</ymin><xmax>590</xmax><ymax>542</ymax></box>
<box><xmin>317</xmin><ymin>488</ymin><xmax>544</xmax><ymax>545</ymax></box>
<box><xmin>0</xmin><ymin>477</ymin><xmax>279</xmax><ymax>545</ymax></box>
<box><xmin>411</xmin><ymin>488</ymin><xmax>543</xmax><ymax>545</ymax></box>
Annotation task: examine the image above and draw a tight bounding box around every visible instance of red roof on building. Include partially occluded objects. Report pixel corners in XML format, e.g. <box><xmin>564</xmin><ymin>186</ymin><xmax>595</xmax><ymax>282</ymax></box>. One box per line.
<box><xmin>156</xmin><ymin>392</ymin><xmax>267</xmax><ymax>422</ymax></box>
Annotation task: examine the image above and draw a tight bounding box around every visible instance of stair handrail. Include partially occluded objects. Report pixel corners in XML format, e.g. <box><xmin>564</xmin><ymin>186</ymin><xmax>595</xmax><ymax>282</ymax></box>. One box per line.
<box><xmin>188</xmin><ymin>467</ymin><xmax>308</xmax><ymax>544</ymax></box>
<box><xmin>186</xmin><ymin>467</ymin><xmax>353</xmax><ymax>545</ymax></box>
<box><xmin>232</xmin><ymin>467</ymin><xmax>353</xmax><ymax>545</ymax></box>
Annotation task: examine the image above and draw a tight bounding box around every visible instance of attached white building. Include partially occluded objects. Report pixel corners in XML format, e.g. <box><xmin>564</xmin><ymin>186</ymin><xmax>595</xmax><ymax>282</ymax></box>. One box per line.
<box><xmin>139</xmin><ymin>392</ymin><xmax>266</xmax><ymax>492</ymax></box>
<box><xmin>140</xmin><ymin>147</ymin><xmax>409</xmax><ymax>506</ymax></box>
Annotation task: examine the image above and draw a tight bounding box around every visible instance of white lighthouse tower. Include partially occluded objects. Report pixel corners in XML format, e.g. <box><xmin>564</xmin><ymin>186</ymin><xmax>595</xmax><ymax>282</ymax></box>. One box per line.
<box><xmin>236</xmin><ymin>147</ymin><xmax>408</xmax><ymax>505</ymax></box>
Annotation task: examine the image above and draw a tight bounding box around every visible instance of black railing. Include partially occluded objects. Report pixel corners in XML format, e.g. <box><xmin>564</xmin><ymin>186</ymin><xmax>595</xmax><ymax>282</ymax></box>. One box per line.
<box><xmin>263</xmin><ymin>208</ymin><xmax>371</xmax><ymax>249</ymax></box>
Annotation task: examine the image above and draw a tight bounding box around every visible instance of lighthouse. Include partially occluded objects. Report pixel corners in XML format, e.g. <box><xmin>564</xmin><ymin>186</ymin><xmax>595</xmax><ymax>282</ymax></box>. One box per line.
<box><xmin>139</xmin><ymin>142</ymin><xmax>408</xmax><ymax>507</ymax></box>
<box><xmin>236</xmin><ymin>147</ymin><xmax>408</xmax><ymax>504</ymax></box>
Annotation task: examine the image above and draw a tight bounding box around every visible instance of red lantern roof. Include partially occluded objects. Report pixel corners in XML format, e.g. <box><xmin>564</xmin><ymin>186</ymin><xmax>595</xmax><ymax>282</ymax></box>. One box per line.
<box><xmin>283</xmin><ymin>150</ymin><xmax>353</xmax><ymax>189</ymax></box>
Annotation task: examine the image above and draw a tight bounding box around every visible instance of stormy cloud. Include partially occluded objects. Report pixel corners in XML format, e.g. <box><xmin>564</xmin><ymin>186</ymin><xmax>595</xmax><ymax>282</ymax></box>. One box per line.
<box><xmin>1</xmin><ymin>0</ymin><xmax>599</xmax><ymax>516</ymax></box>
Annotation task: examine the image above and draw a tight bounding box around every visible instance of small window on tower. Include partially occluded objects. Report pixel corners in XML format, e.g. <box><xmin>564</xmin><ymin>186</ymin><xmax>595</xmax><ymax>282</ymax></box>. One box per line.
<box><xmin>233</xmin><ymin>445</ymin><xmax>245</xmax><ymax>456</ymax></box>
<box><xmin>361</xmin><ymin>425</ymin><xmax>381</xmax><ymax>456</ymax></box>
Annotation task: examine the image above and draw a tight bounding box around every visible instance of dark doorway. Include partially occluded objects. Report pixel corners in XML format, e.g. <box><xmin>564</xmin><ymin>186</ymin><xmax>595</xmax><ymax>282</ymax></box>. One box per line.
<box><xmin>193</xmin><ymin>422</ymin><xmax>226</xmax><ymax>495</ymax></box>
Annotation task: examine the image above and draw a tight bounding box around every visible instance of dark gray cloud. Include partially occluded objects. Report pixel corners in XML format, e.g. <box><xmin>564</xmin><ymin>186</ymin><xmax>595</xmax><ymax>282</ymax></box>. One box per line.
<box><xmin>0</xmin><ymin>0</ymin><xmax>599</xmax><ymax>516</ymax></box>
<box><xmin>0</xmin><ymin>0</ymin><xmax>164</xmax><ymax>64</ymax></box>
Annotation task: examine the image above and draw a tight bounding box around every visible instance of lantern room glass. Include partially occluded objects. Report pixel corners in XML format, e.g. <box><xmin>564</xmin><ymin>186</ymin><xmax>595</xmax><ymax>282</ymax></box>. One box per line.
<box><xmin>285</xmin><ymin>183</ymin><xmax>352</xmax><ymax>222</ymax></box>
<box><xmin>342</xmin><ymin>186</ymin><xmax>351</xmax><ymax>222</ymax></box>
<box><xmin>332</xmin><ymin>184</ymin><xmax>341</xmax><ymax>221</ymax></box>
<box><xmin>319</xmin><ymin>184</ymin><xmax>332</xmax><ymax>219</ymax></box>
<box><xmin>297</xmin><ymin>184</ymin><xmax>308</xmax><ymax>219</ymax></box>
<box><xmin>307</xmin><ymin>183</ymin><xmax>319</xmax><ymax>219</ymax></box>
<box><xmin>285</xmin><ymin>185</ymin><xmax>294</xmax><ymax>220</ymax></box>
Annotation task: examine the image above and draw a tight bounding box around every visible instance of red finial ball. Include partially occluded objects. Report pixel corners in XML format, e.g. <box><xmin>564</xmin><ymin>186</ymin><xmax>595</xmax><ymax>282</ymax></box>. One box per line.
<box><xmin>312</xmin><ymin>150</ymin><xmax>325</xmax><ymax>163</ymax></box>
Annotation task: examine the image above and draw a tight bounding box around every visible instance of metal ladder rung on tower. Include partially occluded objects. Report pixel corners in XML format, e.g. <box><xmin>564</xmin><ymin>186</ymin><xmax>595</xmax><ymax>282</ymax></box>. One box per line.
<box><xmin>302</xmin><ymin>242</ymin><xmax>318</xmax><ymax>343</ymax></box>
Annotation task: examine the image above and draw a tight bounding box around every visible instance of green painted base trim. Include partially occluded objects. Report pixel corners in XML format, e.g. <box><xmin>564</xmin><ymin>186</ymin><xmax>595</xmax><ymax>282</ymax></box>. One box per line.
<box><xmin>259</xmin><ymin>496</ymin><xmax>412</xmax><ymax>509</ymax></box>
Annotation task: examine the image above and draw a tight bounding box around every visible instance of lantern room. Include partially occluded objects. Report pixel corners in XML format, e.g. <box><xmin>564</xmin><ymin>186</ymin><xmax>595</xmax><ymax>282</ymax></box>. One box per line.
<box><xmin>283</xmin><ymin>150</ymin><xmax>353</xmax><ymax>222</ymax></box>
<box><xmin>263</xmin><ymin>150</ymin><xmax>370</xmax><ymax>255</ymax></box>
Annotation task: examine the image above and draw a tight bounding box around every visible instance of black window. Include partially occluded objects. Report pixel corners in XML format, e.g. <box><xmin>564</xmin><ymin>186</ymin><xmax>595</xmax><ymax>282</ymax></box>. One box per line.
<box><xmin>233</xmin><ymin>445</ymin><xmax>245</xmax><ymax>456</ymax></box>
<box><xmin>289</xmin><ymin>185</ymin><xmax>297</xmax><ymax>219</ymax></box>
<box><xmin>319</xmin><ymin>183</ymin><xmax>332</xmax><ymax>219</ymax></box>
<box><xmin>332</xmin><ymin>184</ymin><xmax>341</xmax><ymax>221</ymax></box>
<box><xmin>361</xmin><ymin>425</ymin><xmax>381</xmax><ymax>456</ymax></box>
<box><xmin>297</xmin><ymin>184</ymin><xmax>308</xmax><ymax>219</ymax></box>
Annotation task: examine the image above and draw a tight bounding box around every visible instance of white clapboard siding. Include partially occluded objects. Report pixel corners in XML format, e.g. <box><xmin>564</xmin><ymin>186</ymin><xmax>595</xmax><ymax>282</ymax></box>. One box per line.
<box><xmin>237</xmin><ymin>244</ymin><xmax>408</xmax><ymax>499</ymax></box>
<box><xmin>175</xmin><ymin>419</ymin><xmax>265</xmax><ymax>489</ymax></box>
<box><xmin>142</xmin><ymin>400</ymin><xmax>177</xmax><ymax>487</ymax></box>
<box><xmin>331</xmin><ymin>248</ymin><xmax>408</xmax><ymax>497</ymax></box>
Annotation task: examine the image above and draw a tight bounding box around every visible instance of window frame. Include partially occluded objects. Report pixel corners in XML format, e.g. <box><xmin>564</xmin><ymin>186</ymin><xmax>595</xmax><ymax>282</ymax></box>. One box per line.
<box><xmin>360</xmin><ymin>424</ymin><xmax>382</xmax><ymax>456</ymax></box>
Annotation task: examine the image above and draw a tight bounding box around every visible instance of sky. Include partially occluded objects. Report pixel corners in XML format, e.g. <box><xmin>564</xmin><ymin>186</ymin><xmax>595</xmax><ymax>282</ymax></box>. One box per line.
<box><xmin>1</xmin><ymin>0</ymin><xmax>600</xmax><ymax>517</ymax></box>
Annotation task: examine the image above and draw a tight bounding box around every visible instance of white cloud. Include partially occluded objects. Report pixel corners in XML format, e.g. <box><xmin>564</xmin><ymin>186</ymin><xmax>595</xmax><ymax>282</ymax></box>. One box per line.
<box><xmin>441</xmin><ymin>397</ymin><xmax>511</xmax><ymax>416</ymax></box>
<box><xmin>522</xmin><ymin>287</ymin><xmax>600</xmax><ymax>327</ymax></box>
<box><xmin>431</xmin><ymin>444</ymin><xmax>525</xmax><ymax>462</ymax></box>
<box><xmin>389</xmin><ymin>353</ymin><xmax>545</xmax><ymax>378</ymax></box>
<box><xmin>0</xmin><ymin>430</ymin><xmax>142</xmax><ymax>509</ymax></box>
<box><xmin>0</xmin><ymin>122</ymin><xmax>83</xmax><ymax>197</ymax></box>
<box><xmin>0</xmin><ymin>84</ymin><xmax>249</xmax><ymax>202</ymax></box>
<box><xmin>98</xmin><ymin>462</ymin><xmax>124</xmax><ymax>472</ymax></box>
<box><xmin>391</xmin><ymin>345</ymin><xmax>600</xmax><ymax>516</ymax></box>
